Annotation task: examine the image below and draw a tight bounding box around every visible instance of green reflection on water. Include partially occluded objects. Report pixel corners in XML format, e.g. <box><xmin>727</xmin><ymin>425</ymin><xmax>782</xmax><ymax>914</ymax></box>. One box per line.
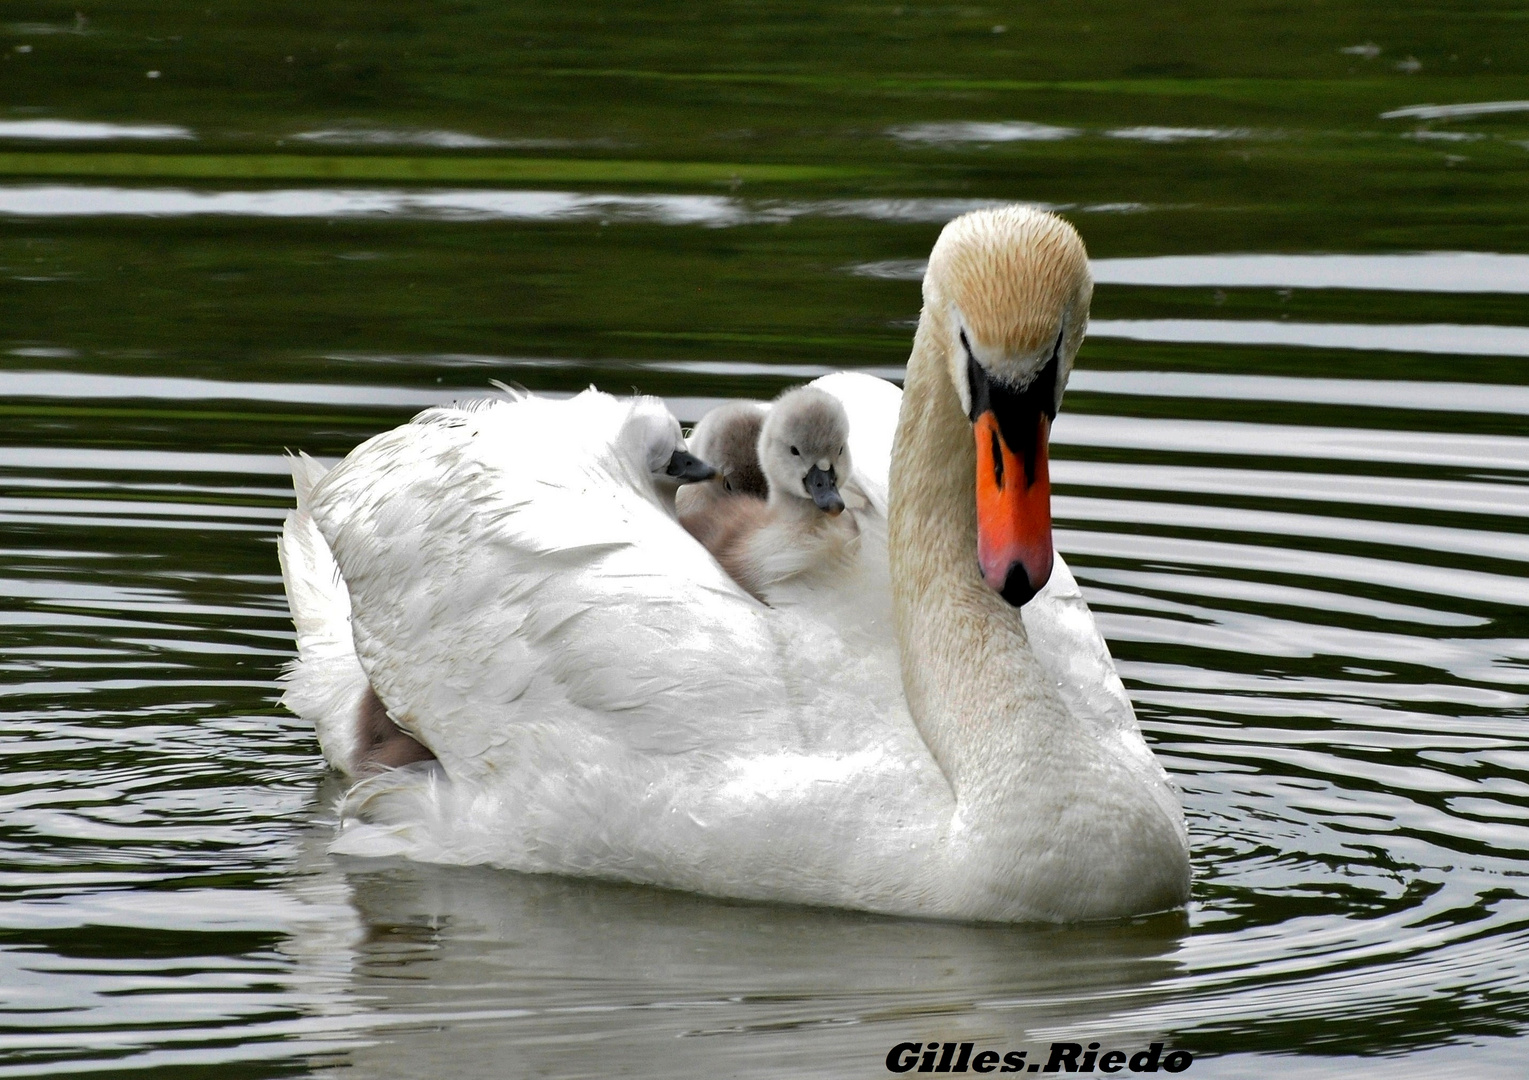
<box><xmin>2</xmin><ymin>1</ymin><xmax>1528</xmax><ymax>1075</ymax></box>
<box><xmin>0</xmin><ymin>153</ymin><xmax>870</xmax><ymax>182</ymax></box>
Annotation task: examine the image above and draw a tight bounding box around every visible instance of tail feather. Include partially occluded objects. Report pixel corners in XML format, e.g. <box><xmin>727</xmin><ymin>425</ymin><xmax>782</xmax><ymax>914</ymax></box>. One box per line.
<box><xmin>290</xmin><ymin>450</ymin><xmax>328</xmax><ymax>514</ymax></box>
<box><xmin>278</xmin><ymin>454</ymin><xmax>370</xmax><ymax>775</ymax></box>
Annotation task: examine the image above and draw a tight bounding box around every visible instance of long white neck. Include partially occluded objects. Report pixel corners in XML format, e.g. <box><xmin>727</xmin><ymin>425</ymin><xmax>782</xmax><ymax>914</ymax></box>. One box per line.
<box><xmin>889</xmin><ymin>302</ymin><xmax>1191</xmax><ymax>920</ymax></box>
<box><xmin>889</xmin><ymin>304</ymin><xmax>1068</xmax><ymax>797</ymax></box>
<box><xmin>889</xmin><ymin>304</ymin><xmax>1104</xmax><ymax>918</ymax></box>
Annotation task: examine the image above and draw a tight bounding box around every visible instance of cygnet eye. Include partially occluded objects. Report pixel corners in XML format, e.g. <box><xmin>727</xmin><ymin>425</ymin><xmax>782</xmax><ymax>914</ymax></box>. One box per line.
<box><xmin>790</xmin><ymin>446</ymin><xmax>799</xmax><ymax>456</ymax></box>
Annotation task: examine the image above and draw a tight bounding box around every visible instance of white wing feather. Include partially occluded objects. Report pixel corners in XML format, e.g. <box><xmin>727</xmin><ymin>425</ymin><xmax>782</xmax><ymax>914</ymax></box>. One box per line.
<box><xmin>308</xmin><ymin>391</ymin><xmax>794</xmax><ymax>785</ymax></box>
<box><xmin>277</xmin><ymin>452</ymin><xmax>371</xmax><ymax>774</ymax></box>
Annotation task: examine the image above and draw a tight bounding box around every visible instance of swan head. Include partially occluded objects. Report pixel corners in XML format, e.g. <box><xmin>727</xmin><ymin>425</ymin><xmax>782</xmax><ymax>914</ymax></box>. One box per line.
<box><xmin>687</xmin><ymin>400</ymin><xmax>769</xmax><ymax>497</ymax></box>
<box><xmin>619</xmin><ymin>396</ymin><xmax>717</xmax><ymax>493</ymax></box>
<box><xmin>758</xmin><ymin>386</ymin><xmax>853</xmax><ymax>516</ymax></box>
<box><xmin>925</xmin><ymin>205</ymin><xmax>1092</xmax><ymax>607</ymax></box>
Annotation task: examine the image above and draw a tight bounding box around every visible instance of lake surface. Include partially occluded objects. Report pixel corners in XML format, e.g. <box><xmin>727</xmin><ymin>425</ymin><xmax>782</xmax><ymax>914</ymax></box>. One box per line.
<box><xmin>2</xmin><ymin>2</ymin><xmax>1528</xmax><ymax>1076</ymax></box>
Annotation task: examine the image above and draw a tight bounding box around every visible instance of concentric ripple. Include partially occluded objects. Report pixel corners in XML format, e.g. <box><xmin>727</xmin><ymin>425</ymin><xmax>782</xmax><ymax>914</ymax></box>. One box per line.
<box><xmin>4</xmin><ymin>0</ymin><xmax>1529</xmax><ymax>1070</ymax></box>
<box><xmin>3</xmin><ymin>299</ymin><xmax>1527</xmax><ymax>1074</ymax></box>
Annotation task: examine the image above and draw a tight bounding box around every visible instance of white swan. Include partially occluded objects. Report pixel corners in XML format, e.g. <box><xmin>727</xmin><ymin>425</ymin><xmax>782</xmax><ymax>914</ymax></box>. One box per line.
<box><xmin>281</xmin><ymin>205</ymin><xmax>1191</xmax><ymax>922</ymax></box>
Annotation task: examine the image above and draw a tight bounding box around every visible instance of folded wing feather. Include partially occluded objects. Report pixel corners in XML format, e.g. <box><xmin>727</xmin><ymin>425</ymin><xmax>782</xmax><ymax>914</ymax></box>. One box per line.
<box><xmin>307</xmin><ymin>393</ymin><xmax>793</xmax><ymax>783</ymax></box>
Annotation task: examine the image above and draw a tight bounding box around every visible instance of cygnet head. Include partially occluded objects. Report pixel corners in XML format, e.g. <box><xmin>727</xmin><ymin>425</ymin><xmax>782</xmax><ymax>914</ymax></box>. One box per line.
<box><xmin>923</xmin><ymin>205</ymin><xmax>1091</xmax><ymax>608</ymax></box>
<box><xmin>618</xmin><ymin>396</ymin><xmax>717</xmax><ymax>495</ymax></box>
<box><xmin>758</xmin><ymin>387</ymin><xmax>852</xmax><ymax>516</ymax></box>
<box><xmin>688</xmin><ymin>401</ymin><xmax>768</xmax><ymax>497</ymax></box>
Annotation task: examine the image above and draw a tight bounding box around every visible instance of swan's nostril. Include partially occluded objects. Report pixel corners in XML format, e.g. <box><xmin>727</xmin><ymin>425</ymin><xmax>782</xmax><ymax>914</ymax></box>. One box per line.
<box><xmin>805</xmin><ymin>463</ymin><xmax>844</xmax><ymax>513</ymax></box>
<box><xmin>998</xmin><ymin>562</ymin><xmax>1035</xmax><ymax>607</ymax></box>
<box><xmin>996</xmin><ymin>559</ymin><xmax>1050</xmax><ymax>608</ymax></box>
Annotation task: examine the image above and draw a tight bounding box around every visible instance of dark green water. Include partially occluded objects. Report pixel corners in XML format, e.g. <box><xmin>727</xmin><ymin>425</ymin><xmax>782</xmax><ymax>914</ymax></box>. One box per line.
<box><xmin>2</xmin><ymin>2</ymin><xmax>1528</xmax><ymax>1076</ymax></box>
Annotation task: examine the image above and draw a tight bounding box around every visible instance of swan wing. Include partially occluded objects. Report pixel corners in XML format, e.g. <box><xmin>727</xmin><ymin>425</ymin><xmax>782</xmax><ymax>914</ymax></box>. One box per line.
<box><xmin>1022</xmin><ymin>555</ymin><xmax>1137</xmax><ymax>733</ymax></box>
<box><xmin>1024</xmin><ymin>554</ymin><xmax>1175</xmax><ymax>793</ymax></box>
<box><xmin>306</xmin><ymin>391</ymin><xmax>790</xmax><ymax>783</ymax></box>
<box><xmin>277</xmin><ymin>453</ymin><xmax>376</xmax><ymax>775</ymax></box>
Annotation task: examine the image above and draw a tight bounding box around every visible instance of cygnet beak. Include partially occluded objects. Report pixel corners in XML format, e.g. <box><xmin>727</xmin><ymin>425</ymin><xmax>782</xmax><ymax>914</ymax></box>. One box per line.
<box><xmin>666</xmin><ymin>449</ymin><xmax>717</xmax><ymax>484</ymax></box>
<box><xmin>804</xmin><ymin>464</ymin><xmax>845</xmax><ymax>515</ymax></box>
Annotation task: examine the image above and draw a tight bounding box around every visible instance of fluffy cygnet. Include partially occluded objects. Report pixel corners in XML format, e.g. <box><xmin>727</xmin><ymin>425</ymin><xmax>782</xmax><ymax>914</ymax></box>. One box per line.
<box><xmin>615</xmin><ymin>394</ymin><xmax>719</xmax><ymax>514</ymax></box>
<box><xmin>677</xmin><ymin>400</ymin><xmax>768</xmax><ymax>548</ymax></box>
<box><xmin>691</xmin><ymin>400</ymin><xmax>769</xmax><ymax>498</ymax></box>
<box><xmin>687</xmin><ymin>387</ymin><xmax>859</xmax><ymax>599</ymax></box>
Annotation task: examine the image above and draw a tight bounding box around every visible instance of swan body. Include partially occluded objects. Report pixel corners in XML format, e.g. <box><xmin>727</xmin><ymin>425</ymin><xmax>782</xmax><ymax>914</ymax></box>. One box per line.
<box><xmin>281</xmin><ymin>207</ymin><xmax>1191</xmax><ymax>922</ymax></box>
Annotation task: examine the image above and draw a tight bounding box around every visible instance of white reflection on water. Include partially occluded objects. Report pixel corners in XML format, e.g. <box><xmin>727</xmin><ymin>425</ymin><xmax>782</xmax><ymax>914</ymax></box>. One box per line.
<box><xmin>0</xmin><ymin>185</ymin><xmax>1008</xmax><ymax>224</ymax></box>
<box><xmin>0</xmin><ymin>120</ymin><xmax>194</xmax><ymax>140</ymax></box>
<box><xmin>850</xmin><ymin>252</ymin><xmax>1529</xmax><ymax>293</ymax></box>
<box><xmin>0</xmin><ymin>369</ymin><xmax>474</xmax><ymax>407</ymax></box>
<box><xmin>1088</xmin><ymin>318</ymin><xmax>1529</xmax><ymax>357</ymax></box>
<box><xmin>280</xmin><ymin>859</ymin><xmax>1192</xmax><ymax>1080</ymax></box>
<box><xmin>0</xmin><ymin>186</ymin><xmax>1145</xmax><ymax>225</ymax></box>
<box><xmin>1106</xmin><ymin>127</ymin><xmax>1250</xmax><ymax>142</ymax></box>
<box><xmin>1092</xmin><ymin>252</ymin><xmax>1529</xmax><ymax>293</ymax></box>
<box><xmin>1403</xmin><ymin>130</ymin><xmax>1484</xmax><ymax>143</ymax></box>
<box><xmin>291</xmin><ymin>129</ymin><xmax>582</xmax><ymax>149</ymax></box>
<box><xmin>0</xmin><ymin>370</ymin><xmax>735</xmax><ymax>428</ymax></box>
<box><xmin>1053</xmin><ymin>459</ymin><xmax>1529</xmax><ymax>519</ymax></box>
<box><xmin>887</xmin><ymin>120</ymin><xmax>1080</xmax><ymax>143</ymax></box>
<box><xmin>1380</xmin><ymin>100</ymin><xmax>1529</xmax><ymax>120</ymax></box>
<box><xmin>1052</xmin><ymin>412</ymin><xmax>1529</xmax><ymax>471</ymax></box>
<box><xmin>850</xmin><ymin>257</ymin><xmax>931</xmax><ymax>279</ymax></box>
<box><xmin>1068</xmin><ymin>371</ymin><xmax>1529</xmax><ymax>415</ymax></box>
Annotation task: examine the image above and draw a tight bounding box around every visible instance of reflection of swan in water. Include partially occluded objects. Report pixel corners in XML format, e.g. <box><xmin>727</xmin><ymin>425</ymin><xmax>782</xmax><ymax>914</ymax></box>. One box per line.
<box><xmin>280</xmin><ymin>206</ymin><xmax>1190</xmax><ymax>923</ymax></box>
<box><xmin>280</xmin><ymin>847</ymin><xmax>1187</xmax><ymax>1080</ymax></box>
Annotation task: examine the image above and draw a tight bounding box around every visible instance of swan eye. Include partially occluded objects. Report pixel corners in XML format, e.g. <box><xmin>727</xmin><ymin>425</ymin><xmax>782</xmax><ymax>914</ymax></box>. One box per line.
<box><xmin>790</xmin><ymin>446</ymin><xmax>799</xmax><ymax>456</ymax></box>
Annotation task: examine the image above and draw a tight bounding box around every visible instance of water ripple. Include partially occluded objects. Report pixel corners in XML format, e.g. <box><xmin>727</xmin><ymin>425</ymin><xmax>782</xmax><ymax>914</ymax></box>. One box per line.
<box><xmin>3</xmin><ymin>347</ymin><xmax>1527</xmax><ymax>1073</ymax></box>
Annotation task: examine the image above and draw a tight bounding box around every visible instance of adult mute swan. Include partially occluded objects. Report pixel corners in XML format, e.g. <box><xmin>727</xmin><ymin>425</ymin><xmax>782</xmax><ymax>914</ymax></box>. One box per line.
<box><xmin>283</xmin><ymin>205</ymin><xmax>1191</xmax><ymax>922</ymax></box>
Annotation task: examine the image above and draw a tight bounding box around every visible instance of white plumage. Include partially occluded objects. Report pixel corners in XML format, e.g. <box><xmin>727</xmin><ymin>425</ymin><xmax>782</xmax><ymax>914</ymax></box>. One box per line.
<box><xmin>280</xmin><ymin>207</ymin><xmax>1192</xmax><ymax>922</ymax></box>
<box><xmin>277</xmin><ymin>452</ymin><xmax>373</xmax><ymax>776</ymax></box>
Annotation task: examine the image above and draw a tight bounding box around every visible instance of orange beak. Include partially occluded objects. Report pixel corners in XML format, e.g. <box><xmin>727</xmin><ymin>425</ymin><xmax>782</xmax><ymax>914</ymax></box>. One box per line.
<box><xmin>974</xmin><ymin>409</ymin><xmax>1053</xmax><ymax>606</ymax></box>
